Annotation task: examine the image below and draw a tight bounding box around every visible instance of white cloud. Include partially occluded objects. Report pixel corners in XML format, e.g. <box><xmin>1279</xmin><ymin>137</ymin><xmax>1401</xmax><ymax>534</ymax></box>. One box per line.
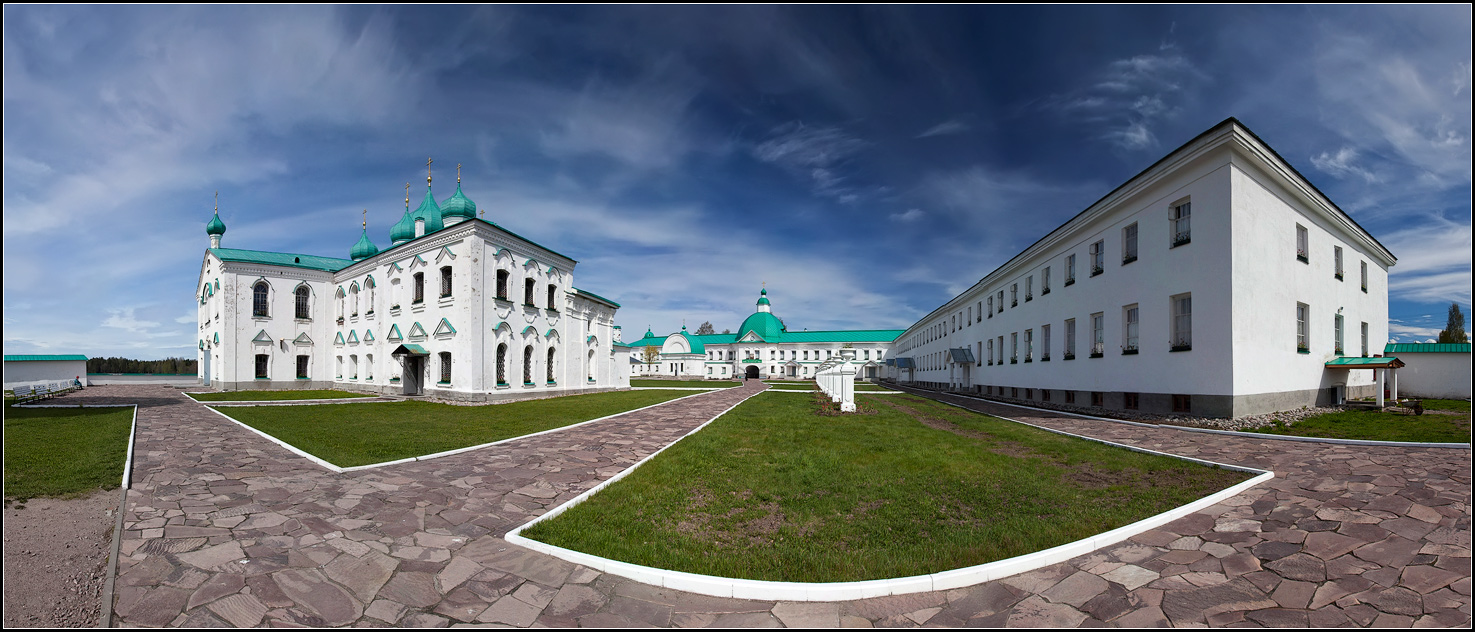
<box><xmin>1381</xmin><ymin>220</ymin><xmax>1473</xmax><ymax>306</ymax></box>
<box><xmin>890</xmin><ymin>208</ymin><xmax>925</xmax><ymax>222</ymax></box>
<box><xmin>1311</xmin><ymin>146</ymin><xmax>1381</xmax><ymax>183</ymax></box>
<box><xmin>1044</xmin><ymin>40</ymin><xmax>1203</xmax><ymax>151</ymax></box>
<box><xmin>752</xmin><ymin>122</ymin><xmax>868</xmax><ymax>200</ymax></box>
<box><xmin>916</xmin><ymin>120</ymin><xmax>969</xmax><ymax>138</ymax></box>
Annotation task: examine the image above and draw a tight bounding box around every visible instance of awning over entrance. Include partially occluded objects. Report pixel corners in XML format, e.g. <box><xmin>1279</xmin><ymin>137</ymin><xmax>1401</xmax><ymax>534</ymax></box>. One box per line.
<box><xmin>391</xmin><ymin>344</ymin><xmax>430</xmax><ymax>357</ymax></box>
<box><xmin>893</xmin><ymin>357</ymin><xmax>915</xmax><ymax>369</ymax></box>
<box><xmin>1325</xmin><ymin>356</ymin><xmax>1406</xmax><ymax>370</ymax></box>
<box><xmin>948</xmin><ymin>348</ymin><xmax>976</xmax><ymax>364</ymax></box>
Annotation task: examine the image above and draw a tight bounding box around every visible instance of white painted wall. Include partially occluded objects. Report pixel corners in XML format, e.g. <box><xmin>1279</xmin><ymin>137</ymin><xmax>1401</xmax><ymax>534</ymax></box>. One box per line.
<box><xmin>1390</xmin><ymin>353</ymin><xmax>1472</xmax><ymax>399</ymax></box>
<box><xmin>4</xmin><ymin>360</ymin><xmax>87</xmax><ymax>386</ymax></box>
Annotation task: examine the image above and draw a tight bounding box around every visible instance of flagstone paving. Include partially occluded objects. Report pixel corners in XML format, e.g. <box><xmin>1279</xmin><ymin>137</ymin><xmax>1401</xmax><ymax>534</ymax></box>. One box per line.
<box><xmin>52</xmin><ymin>383</ymin><xmax>1470</xmax><ymax>627</ymax></box>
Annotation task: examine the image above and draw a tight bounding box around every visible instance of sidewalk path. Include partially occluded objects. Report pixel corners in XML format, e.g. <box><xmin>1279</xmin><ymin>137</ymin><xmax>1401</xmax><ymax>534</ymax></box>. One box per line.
<box><xmin>55</xmin><ymin>383</ymin><xmax>1470</xmax><ymax>627</ymax></box>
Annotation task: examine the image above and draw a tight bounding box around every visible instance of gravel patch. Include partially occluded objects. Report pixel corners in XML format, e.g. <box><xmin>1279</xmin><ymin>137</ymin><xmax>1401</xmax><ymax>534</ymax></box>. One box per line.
<box><xmin>3</xmin><ymin>489</ymin><xmax>117</xmax><ymax>627</ymax></box>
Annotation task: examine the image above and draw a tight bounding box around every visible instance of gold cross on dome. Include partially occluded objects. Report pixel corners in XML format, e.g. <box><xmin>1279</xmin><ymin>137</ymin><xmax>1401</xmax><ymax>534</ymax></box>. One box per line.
<box><xmin>457</xmin><ymin>163</ymin><xmax>462</xmax><ymax>183</ymax></box>
<box><xmin>427</xmin><ymin>157</ymin><xmax>433</xmax><ymax>185</ymax></box>
<box><xmin>214</xmin><ymin>190</ymin><xmax>219</xmax><ymax>213</ymax></box>
<box><xmin>362</xmin><ymin>209</ymin><xmax>367</xmax><ymax>229</ymax></box>
<box><xmin>404</xmin><ymin>183</ymin><xmax>410</xmax><ymax>210</ymax></box>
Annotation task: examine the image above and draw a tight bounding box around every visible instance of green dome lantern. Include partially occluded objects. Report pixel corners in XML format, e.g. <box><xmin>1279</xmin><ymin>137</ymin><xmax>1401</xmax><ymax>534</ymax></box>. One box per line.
<box><xmin>205</xmin><ymin>211</ymin><xmax>227</xmax><ymax>236</ymax></box>
<box><xmin>390</xmin><ymin>210</ymin><xmax>416</xmax><ymax>244</ymax></box>
<box><xmin>351</xmin><ymin>211</ymin><xmax>380</xmax><ymax>261</ymax></box>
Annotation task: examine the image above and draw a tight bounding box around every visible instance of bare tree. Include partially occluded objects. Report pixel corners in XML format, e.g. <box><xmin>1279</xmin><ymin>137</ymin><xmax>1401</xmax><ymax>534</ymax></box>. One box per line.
<box><xmin>641</xmin><ymin>345</ymin><xmax>660</xmax><ymax>364</ymax></box>
<box><xmin>695</xmin><ymin>321</ymin><xmax>715</xmax><ymax>335</ymax></box>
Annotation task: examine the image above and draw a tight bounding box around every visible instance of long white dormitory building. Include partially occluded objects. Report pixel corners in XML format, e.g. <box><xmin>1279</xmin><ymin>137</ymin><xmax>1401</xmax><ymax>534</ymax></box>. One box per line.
<box><xmin>886</xmin><ymin>118</ymin><xmax>1396</xmax><ymax>417</ymax></box>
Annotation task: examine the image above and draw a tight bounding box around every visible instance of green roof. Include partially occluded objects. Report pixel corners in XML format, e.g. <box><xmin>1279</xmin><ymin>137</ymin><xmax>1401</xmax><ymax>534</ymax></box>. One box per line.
<box><xmin>573</xmin><ymin>287</ymin><xmax>621</xmax><ymax>308</ymax></box>
<box><xmin>440</xmin><ymin>181</ymin><xmax>477</xmax><ymax>220</ymax></box>
<box><xmin>1325</xmin><ymin>357</ymin><xmax>1405</xmax><ymax>368</ymax></box>
<box><xmin>738</xmin><ymin>311</ymin><xmax>786</xmax><ymax>340</ymax></box>
<box><xmin>210</xmin><ymin>247</ymin><xmax>353</xmax><ymax>272</ymax></box>
<box><xmin>620</xmin><ymin>329</ymin><xmax>904</xmax><ymax>347</ymax></box>
<box><xmin>1385</xmin><ymin>342</ymin><xmax>1471</xmax><ymax>353</ymax></box>
<box><xmin>4</xmin><ymin>354</ymin><xmax>88</xmax><ymax>362</ymax></box>
<box><xmin>206</xmin><ymin>211</ymin><xmax>227</xmax><ymax>236</ymax></box>
<box><xmin>350</xmin><ymin>229</ymin><xmax>380</xmax><ymax>261</ymax></box>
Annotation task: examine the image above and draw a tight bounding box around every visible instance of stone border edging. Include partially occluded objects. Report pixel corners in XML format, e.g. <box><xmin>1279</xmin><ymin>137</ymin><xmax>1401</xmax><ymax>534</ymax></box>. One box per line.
<box><xmin>199</xmin><ymin>390</ymin><xmax>717</xmax><ymax>473</ymax></box>
<box><xmin>99</xmin><ymin>404</ymin><xmax>138</xmax><ymax>629</ymax></box>
<box><xmin>904</xmin><ymin>387</ymin><xmax>1471</xmax><ymax>449</ymax></box>
<box><xmin>504</xmin><ymin>386</ymin><xmax>1274</xmax><ymax>601</ymax></box>
<box><xmin>628</xmin><ymin>387</ymin><xmax>732</xmax><ymax>391</ymax></box>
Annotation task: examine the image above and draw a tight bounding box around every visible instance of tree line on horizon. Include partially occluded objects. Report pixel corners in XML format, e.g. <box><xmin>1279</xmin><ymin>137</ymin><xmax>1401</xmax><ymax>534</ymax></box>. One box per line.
<box><xmin>86</xmin><ymin>356</ymin><xmax>198</xmax><ymax>375</ymax></box>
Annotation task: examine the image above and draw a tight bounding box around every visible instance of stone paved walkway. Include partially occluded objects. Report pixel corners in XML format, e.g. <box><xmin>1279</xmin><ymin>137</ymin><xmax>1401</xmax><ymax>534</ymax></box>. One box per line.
<box><xmin>57</xmin><ymin>383</ymin><xmax>1470</xmax><ymax>627</ymax></box>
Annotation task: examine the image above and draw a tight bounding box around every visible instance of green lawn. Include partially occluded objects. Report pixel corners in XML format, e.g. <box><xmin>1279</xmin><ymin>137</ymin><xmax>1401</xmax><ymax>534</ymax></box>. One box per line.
<box><xmin>216</xmin><ymin>390</ymin><xmax>695</xmax><ymax>467</ymax></box>
<box><xmin>5</xmin><ymin>404</ymin><xmax>133</xmax><ymax>502</ymax></box>
<box><xmin>188</xmin><ymin>389</ymin><xmax>375</xmax><ymax>402</ymax></box>
<box><xmin>766</xmin><ymin>383</ymin><xmax>896</xmax><ymax>392</ymax></box>
<box><xmin>630</xmin><ymin>379</ymin><xmax>738</xmax><ymax>388</ymax></box>
<box><xmin>1247</xmin><ymin>403</ymin><xmax>1470</xmax><ymax>443</ymax></box>
<box><xmin>523</xmin><ymin>392</ymin><xmax>1250</xmax><ymax>582</ymax></box>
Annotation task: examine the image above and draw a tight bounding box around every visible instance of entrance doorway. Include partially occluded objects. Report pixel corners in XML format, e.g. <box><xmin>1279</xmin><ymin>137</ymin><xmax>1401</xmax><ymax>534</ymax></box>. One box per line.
<box><xmin>402</xmin><ymin>356</ymin><xmax>423</xmax><ymax>395</ymax></box>
<box><xmin>745</xmin><ymin>366</ymin><xmax>760</xmax><ymax>379</ymax></box>
<box><xmin>203</xmin><ymin>352</ymin><xmax>212</xmax><ymax>386</ymax></box>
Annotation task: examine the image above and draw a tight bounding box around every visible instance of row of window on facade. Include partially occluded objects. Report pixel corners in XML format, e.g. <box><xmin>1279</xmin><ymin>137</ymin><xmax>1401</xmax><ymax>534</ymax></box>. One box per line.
<box><xmin>701</xmin><ymin>348</ymin><xmax>884</xmax><ymax>362</ymax></box>
<box><xmin>1297</xmin><ymin>224</ymin><xmax>1371</xmax><ymax>292</ymax></box>
<box><xmin>247</xmin><ymin>269</ymin><xmax>566</xmax><ymax>321</ymax></box>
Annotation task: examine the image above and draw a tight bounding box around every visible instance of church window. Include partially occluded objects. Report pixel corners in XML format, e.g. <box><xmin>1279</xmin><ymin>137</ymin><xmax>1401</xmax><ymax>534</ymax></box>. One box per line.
<box><xmin>497</xmin><ymin>344</ymin><xmax>508</xmax><ymax>385</ymax></box>
<box><xmin>547</xmin><ymin>347</ymin><xmax>556</xmax><ymax>383</ymax></box>
<box><xmin>547</xmin><ymin>285</ymin><xmax>558</xmax><ymax>311</ymax></box>
<box><xmin>525</xmin><ymin>279</ymin><xmax>536</xmax><ymax>306</ymax></box>
<box><xmin>336</xmin><ymin>355</ymin><xmax>343</xmax><ymax>378</ymax></box>
<box><xmin>253</xmin><ymin>282</ymin><xmax>270</xmax><ymax>318</ymax></box>
<box><xmin>440</xmin><ymin>266</ymin><xmax>453</xmax><ymax>298</ymax></box>
<box><xmin>350</xmin><ymin>355</ymin><xmax>358</xmax><ymax>379</ymax></box>
<box><xmin>413</xmin><ymin>273</ymin><xmax>425</xmax><ymax>304</ymax></box>
<box><xmin>439</xmin><ymin>352</ymin><xmax>451</xmax><ymax>384</ymax></box>
<box><xmin>295</xmin><ymin>286</ymin><xmax>311</xmax><ymax>319</ymax></box>
<box><xmin>365</xmin><ymin>278</ymin><xmax>375</xmax><ymax>313</ymax></box>
<box><xmin>296</xmin><ymin>355</ymin><xmax>309</xmax><ymax>379</ymax></box>
<box><xmin>523</xmin><ymin>345</ymin><xmax>534</xmax><ymax>384</ymax></box>
<box><xmin>256</xmin><ymin>354</ymin><xmax>270</xmax><ymax>379</ymax></box>
<box><xmin>350</xmin><ymin>284</ymin><xmax>359</xmax><ymax>317</ymax></box>
<box><xmin>366</xmin><ymin>354</ymin><xmax>373</xmax><ymax>381</ymax></box>
<box><xmin>588</xmin><ymin>350</ymin><xmax>596</xmax><ymax>381</ymax></box>
<box><xmin>496</xmin><ymin>270</ymin><xmax>509</xmax><ymax>300</ymax></box>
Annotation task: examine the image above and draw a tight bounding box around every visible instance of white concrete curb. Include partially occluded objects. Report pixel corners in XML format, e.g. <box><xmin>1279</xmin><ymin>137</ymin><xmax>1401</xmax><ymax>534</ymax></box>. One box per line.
<box><xmin>205</xmin><ymin>389</ymin><xmax>716</xmax><ymax>473</ymax></box>
<box><xmin>505</xmin><ymin>385</ymin><xmax>1273</xmax><ymax>601</ymax></box>
<box><xmin>906</xmin><ymin>387</ymin><xmax>1471</xmax><ymax>450</ymax></box>
<box><xmin>122</xmin><ymin>405</ymin><xmax>138</xmax><ymax>490</ymax></box>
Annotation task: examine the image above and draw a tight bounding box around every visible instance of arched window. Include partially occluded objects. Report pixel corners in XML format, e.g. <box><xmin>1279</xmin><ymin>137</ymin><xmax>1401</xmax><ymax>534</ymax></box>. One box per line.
<box><xmin>547</xmin><ymin>285</ymin><xmax>557</xmax><ymax>311</ymax></box>
<box><xmin>496</xmin><ymin>270</ymin><xmax>509</xmax><ymax>300</ymax></box>
<box><xmin>523</xmin><ymin>345</ymin><xmax>534</xmax><ymax>384</ymax></box>
<box><xmin>588</xmin><ymin>349</ymin><xmax>596</xmax><ymax>381</ymax></box>
<box><xmin>440</xmin><ymin>266</ymin><xmax>453</xmax><ymax>298</ymax></box>
<box><xmin>497</xmin><ymin>343</ymin><xmax>508</xmax><ymax>385</ymax></box>
<box><xmin>547</xmin><ymin>347</ymin><xmax>556</xmax><ymax>383</ymax></box>
<box><xmin>295</xmin><ymin>286</ymin><xmax>311</xmax><ymax>319</ymax></box>
<box><xmin>253</xmin><ymin>282</ymin><xmax>270</xmax><ymax>317</ymax></box>
<box><xmin>439</xmin><ymin>352</ymin><xmax>451</xmax><ymax>384</ymax></box>
<box><xmin>524</xmin><ymin>278</ymin><xmax>536</xmax><ymax>306</ymax></box>
<box><xmin>335</xmin><ymin>287</ymin><xmax>345</xmax><ymax>321</ymax></box>
<box><xmin>413</xmin><ymin>273</ymin><xmax>425</xmax><ymax>304</ymax></box>
<box><xmin>350</xmin><ymin>283</ymin><xmax>359</xmax><ymax>317</ymax></box>
<box><xmin>365</xmin><ymin>354</ymin><xmax>373</xmax><ymax>381</ymax></box>
<box><xmin>364</xmin><ymin>278</ymin><xmax>376</xmax><ymax>314</ymax></box>
<box><xmin>390</xmin><ymin>278</ymin><xmax>401</xmax><ymax>309</ymax></box>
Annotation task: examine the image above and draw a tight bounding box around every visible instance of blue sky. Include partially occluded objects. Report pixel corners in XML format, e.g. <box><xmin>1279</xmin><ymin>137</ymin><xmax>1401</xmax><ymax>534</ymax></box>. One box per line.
<box><xmin>3</xmin><ymin>6</ymin><xmax>1470</xmax><ymax>359</ymax></box>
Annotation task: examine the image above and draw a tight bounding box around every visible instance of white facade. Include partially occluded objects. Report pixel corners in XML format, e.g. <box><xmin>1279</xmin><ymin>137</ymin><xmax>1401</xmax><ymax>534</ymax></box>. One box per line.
<box><xmin>887</xmin><ymin>119</ymin><xmax>1395</xmax><ymax>417</ymax></box>
<box><xmin>626</xmin><ymin>290</ymin><xmax>900</xmax><ymax>381</ymax></box>
<box><xmin>195</xmin><ymin>177</ymin><xmax>628</xmax><ymax>401</ymax></box>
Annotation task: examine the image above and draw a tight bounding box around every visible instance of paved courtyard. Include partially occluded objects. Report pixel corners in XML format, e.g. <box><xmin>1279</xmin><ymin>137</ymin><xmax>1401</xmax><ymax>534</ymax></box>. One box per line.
<box><xmin>55</xmin><ymin>383</ymin><xmax>1471</xmax><ymax>627</ymax></box>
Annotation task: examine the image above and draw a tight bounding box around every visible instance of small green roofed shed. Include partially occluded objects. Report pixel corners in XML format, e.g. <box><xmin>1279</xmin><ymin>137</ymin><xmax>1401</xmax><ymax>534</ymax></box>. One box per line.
<box><xmin>5</xmin><ymin>354</ymin><xmax>89</xmax><ymax>362</ymax></box>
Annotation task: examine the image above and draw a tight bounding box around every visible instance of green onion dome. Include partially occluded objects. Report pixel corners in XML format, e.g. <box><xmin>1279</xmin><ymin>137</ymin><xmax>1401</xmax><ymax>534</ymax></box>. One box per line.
<box><xmin>206</xmin><ymin>210</ymin><xmax>227</xmax><ymax>236</ymax></box>
<box><xmin>350</xmin><ymin>229</ymin><xmax>379</xmax><ymax>261</ymax></box>
<box><xmin>390</xmin><ymin>210</ymin><xmax>416</xmax><ymax>244</ymax></box>
<box><xmin>440</xmin><ymin>181</ymin><xmax>477</xmax><ymax>221</ymax></box>
<box><xmin>412</xmin><ymin>187</ymin><xmax>444</xmax><ymax>234</ymax></box>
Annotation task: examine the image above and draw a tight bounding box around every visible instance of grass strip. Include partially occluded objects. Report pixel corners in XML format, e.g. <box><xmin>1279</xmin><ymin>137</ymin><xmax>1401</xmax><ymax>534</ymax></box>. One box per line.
<box><xmin>1246</xmin><ymin>406</ymin><xmax>1470</xmax><ymax>443</ymax></box>
<box><xmin>524</xmin><ymin>392</ymin><xmax>1249</xmax><ymax>582</ymax></box>
<box><xmin>188</xmin><ymin>389</ymin><xmax>375</xmax><ymax>402</ymax></box>
<box><xmin>630</xmin><ymin>379</ymin><xmax>738</xmax><ymax>388</ymax></box>
<box><xmin>217</xmin><ymin>389</ymin><xmax>694</xmax><ymax>467</ymax></box>
<box><xmin>5</xmin><ymin>404</ymin><xmax>133</xmax><ymax>502</ymax></box>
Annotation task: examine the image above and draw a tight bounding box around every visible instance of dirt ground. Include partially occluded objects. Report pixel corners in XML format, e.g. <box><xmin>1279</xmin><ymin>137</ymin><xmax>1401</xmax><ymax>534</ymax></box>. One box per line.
<box><xmin>3</xmin><ymin>489</ymin><xmax>117</xmax><ymax>628</ymax></box>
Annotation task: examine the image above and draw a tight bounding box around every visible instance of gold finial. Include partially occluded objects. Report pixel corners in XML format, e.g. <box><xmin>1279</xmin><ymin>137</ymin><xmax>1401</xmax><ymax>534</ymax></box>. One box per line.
<box><xmin>404</xmin><ymin>183</ymin><xmax>410</xmax><ymax>211</ymax></box>
<box><xmin>214</xmin><ymin>190</ymin><xmax>219</xmax><ymax>213</ymax></box>
<box><xmin>362</xmin><ymin>209</ymin><xmax>367</xmax><ymax>230</ymax></box>
<box><xmin>479</xmin><ymin>207</ymin><xmax>484</xmax><ymax>218</ymax></box>
<box><xmin>457</xmin><ymin>163</ymin><xmax>462</xmax><ymax>184</ymax></box>
<box><xmin>426</xmin><ymin>157</ymin><xmax>433</xmax><ymax>187</ymax></box>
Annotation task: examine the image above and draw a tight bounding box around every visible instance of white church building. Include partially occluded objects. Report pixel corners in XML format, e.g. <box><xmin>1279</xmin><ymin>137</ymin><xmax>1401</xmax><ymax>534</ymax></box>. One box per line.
<box><xmin>195</xmin><ymin>166</ymin><xmax>629</xmax><ymax>400</ymax></box>
<box><xmin>886</xmin><ymin>118</ymin><xmax>1397</xmax><ymax>418</ymax></box>
<box><xmin>624</xmin><ymin>288</ymin><xmax>903</xmax><ymax>381</ymax></box>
